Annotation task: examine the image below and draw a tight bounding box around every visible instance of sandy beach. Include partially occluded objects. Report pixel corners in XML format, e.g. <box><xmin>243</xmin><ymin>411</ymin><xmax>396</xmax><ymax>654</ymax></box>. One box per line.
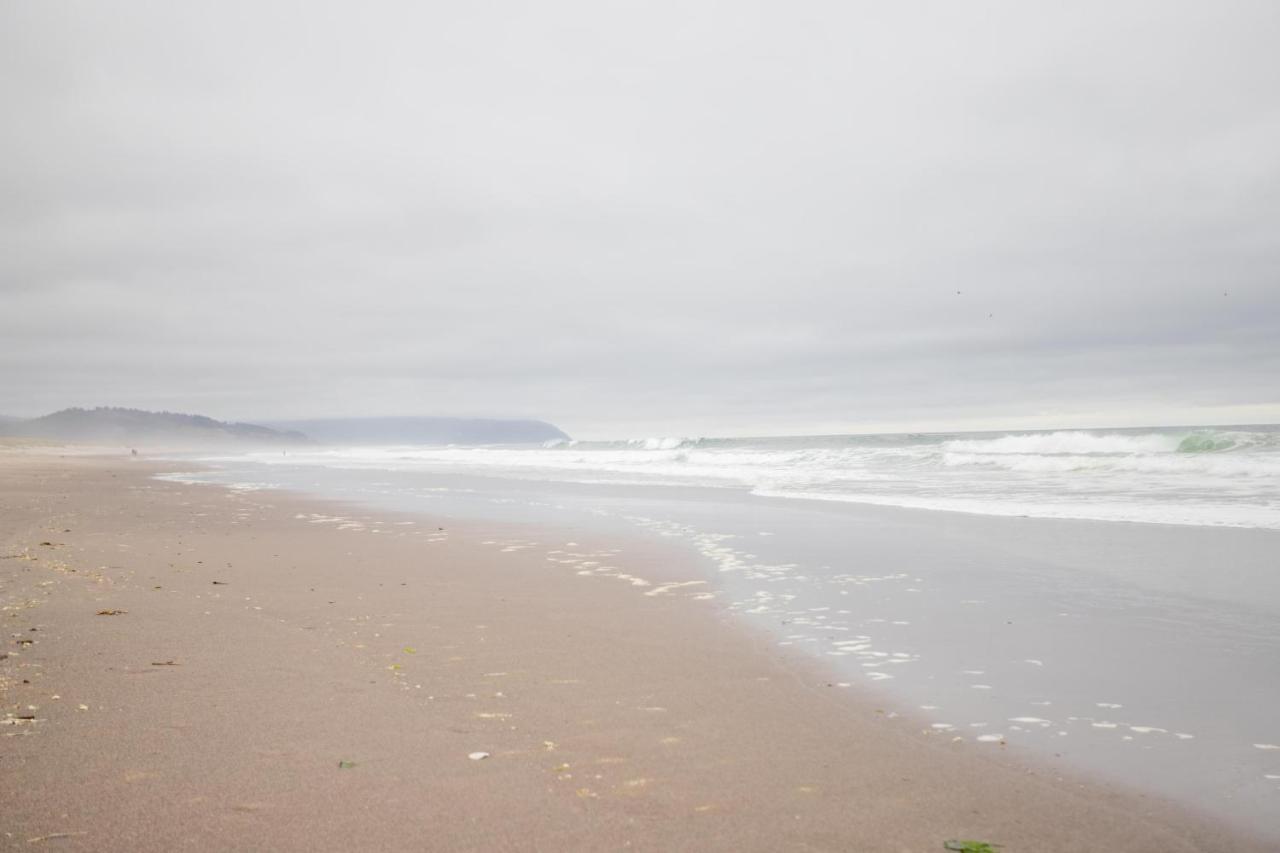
<box><xmin>1</xmin><ymin>452</ymin><xmax>1270</xmax><ymax>852</ymax></box>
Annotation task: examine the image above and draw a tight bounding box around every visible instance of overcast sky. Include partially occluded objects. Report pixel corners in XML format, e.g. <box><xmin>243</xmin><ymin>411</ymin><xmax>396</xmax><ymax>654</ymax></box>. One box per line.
<box><xmin>3</xmin><ymin>1</ymin><xmax>1278</xmax><ymax>438</ymax></box>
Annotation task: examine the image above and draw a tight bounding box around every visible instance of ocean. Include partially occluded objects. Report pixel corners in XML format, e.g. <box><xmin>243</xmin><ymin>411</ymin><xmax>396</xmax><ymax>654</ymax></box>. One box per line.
<box><xmin>198</xmin><ymin>423</ymin><xmax>1280</xmax><ymax>529</ymax></box>
<box><xmin>157</xmin><ymin>424</ymin><xmax>1280</xmax><ymax>838</ymax></box>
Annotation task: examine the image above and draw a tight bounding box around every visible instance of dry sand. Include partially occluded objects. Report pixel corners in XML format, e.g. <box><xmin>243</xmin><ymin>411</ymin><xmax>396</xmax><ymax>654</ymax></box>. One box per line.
<box><xmin>0</xmin><ymin>453</ymin><xmax>1269</xmax><ymax>851</ymax></box>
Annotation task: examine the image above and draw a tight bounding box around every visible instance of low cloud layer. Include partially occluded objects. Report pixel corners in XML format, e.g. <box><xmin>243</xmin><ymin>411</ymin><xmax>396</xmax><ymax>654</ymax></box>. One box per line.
<box><xmin>3</xmin><ymin>1</ymin><xmax>1278</xmax><ymax>436</ymax></box>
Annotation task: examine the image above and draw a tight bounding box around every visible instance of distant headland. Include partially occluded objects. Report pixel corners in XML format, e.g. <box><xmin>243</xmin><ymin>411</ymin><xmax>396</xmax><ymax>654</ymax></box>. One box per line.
<box><xmin>0</xmin><ymin>408</ymin><xmax>569</xmax><ymax>447</ymax></box>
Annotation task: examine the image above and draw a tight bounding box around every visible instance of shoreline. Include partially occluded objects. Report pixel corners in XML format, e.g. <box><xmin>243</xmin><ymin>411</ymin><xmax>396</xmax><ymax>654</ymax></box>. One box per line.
<box><xmin>2</xmin><ymin>452</ymin><xmax>1272</xmax><ymax>851</ymax></box>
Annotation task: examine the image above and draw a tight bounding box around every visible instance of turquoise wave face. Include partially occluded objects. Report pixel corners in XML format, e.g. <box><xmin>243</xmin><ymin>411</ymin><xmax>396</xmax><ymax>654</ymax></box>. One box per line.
<box><xmin>1177</xmin><ymin>433</ymin><xmax>1237</xmax><ymax>453</ymax></box>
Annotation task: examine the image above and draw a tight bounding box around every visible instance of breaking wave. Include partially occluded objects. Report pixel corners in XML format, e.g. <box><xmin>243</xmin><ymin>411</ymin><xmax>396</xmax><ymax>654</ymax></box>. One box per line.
<box><xmin>944</xmin><ymin>431</ymin><xmax>1179</xmax><ymax>455</ymax></box>
<box><xmin>624</xmin><ymin>436</ymin><xmax>704</xmax><ymax>451</ymax></box>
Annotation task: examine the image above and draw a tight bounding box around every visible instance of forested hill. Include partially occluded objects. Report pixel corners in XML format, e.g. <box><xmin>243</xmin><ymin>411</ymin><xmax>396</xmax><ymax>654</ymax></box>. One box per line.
<box><xmin>1</xmin><ymin>407</ymin><xmax>307</xmax><ymax>445</ymax></box>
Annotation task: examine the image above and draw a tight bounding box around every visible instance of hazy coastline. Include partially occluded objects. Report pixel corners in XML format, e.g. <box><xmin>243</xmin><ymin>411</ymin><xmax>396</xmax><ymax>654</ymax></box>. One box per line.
<box><xmin>139</xmin><ymin>434</ymin><xmax>1280</xmax><ymax>840</ymax></box>
<box><xmin>3</xmin><ymin>450</ymin><xmax>1274</xmax><ymax>851</ymax></box>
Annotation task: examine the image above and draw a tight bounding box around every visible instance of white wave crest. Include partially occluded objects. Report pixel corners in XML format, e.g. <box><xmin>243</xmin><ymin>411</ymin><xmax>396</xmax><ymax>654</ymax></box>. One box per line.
<box><xmin>626</xmin><ymin>437</ymin><xmax>701</xmax><ymax>450</ymax></box>
<box><xmin>943</xmin><ymin>431</ymin><xmax>1180</xmax><ymax>456</ymax></box>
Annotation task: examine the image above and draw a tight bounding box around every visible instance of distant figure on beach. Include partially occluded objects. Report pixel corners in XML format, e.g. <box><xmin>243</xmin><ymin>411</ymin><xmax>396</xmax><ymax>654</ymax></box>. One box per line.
<box><xmin>130</xmin><ymin>448</ymin><xmax>137</xmax><ymax>456</ymax></box>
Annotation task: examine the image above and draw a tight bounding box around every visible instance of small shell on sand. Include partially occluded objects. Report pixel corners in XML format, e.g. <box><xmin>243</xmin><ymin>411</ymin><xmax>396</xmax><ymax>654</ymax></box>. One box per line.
<box><xmin>468</xmin><ymin>751</ymin><xmax>491</xmax><ymax>761</ymax></box>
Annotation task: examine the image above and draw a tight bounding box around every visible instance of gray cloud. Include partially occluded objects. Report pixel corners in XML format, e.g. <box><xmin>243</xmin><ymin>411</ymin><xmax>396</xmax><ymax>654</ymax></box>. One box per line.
<box><xmin>3</xmin><ymin>0</ymin><xmax>1278</xmax><ymax>436</ymax></box>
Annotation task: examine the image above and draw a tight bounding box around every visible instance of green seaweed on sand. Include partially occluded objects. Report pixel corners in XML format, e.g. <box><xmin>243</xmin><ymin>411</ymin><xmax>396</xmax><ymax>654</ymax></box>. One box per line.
<box><xmin>337</xmin><ymin>761</ymin><xmax>358</xmax><ymax>769</ymax></box>
<box><xmin>944</xmin><ymin>842</ymin><xmax>1000</xmax><ymax>853</ymax></box>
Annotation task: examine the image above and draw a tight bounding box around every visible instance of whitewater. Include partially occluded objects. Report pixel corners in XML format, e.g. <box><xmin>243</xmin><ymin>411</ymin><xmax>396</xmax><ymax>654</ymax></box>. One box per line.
<box><xmin>205</xmin><ymin>424</ymin><xmax>1280</xmax><ymax>530</ymax></box>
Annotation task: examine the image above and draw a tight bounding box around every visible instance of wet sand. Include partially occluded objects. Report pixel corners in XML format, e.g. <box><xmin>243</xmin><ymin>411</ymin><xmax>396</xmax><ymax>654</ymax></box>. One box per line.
<box><xmin>1</xmin><ymin>452</ymin><xmax>1269</xmax><ymax>851</ymax></box>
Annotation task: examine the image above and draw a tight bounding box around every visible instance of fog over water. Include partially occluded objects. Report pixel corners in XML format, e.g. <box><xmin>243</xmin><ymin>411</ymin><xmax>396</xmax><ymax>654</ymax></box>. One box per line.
<box><xmin>3</xmin><ymin>1</ymin><xmax>1279</xmax><ymax>436</ymax></box>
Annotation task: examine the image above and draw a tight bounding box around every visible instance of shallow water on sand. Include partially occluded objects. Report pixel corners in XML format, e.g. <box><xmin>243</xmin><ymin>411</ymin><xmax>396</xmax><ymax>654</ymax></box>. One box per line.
<box><xmin>157</xmin><ymin>457</ymin><xmax>1280</xmax><ymax>839</ymax></box>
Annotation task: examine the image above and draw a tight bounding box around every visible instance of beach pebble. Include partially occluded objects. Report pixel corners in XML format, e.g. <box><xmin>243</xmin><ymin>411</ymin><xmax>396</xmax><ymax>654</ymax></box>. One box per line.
<box><xmin>468</xmin><ymin>751</ymin><xmax>491</xmax><ymax>761</ymax></box>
